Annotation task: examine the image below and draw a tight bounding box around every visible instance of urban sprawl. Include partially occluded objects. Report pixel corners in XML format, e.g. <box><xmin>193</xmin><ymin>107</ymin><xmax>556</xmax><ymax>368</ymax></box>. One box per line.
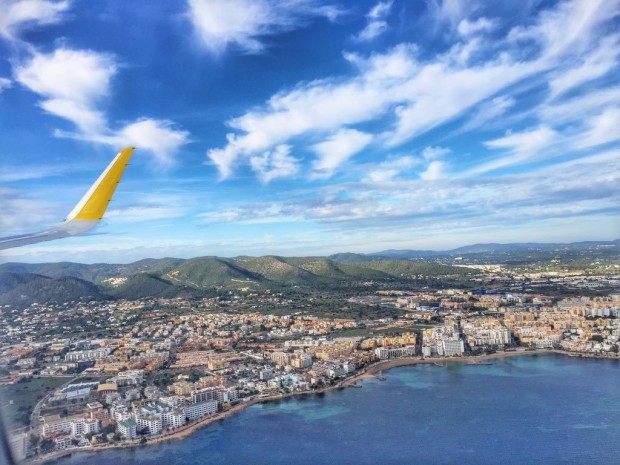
<box><xmin>3</xmin><ymin>269</ymin><xmax>619</xmax><ymax>462</ymax></box>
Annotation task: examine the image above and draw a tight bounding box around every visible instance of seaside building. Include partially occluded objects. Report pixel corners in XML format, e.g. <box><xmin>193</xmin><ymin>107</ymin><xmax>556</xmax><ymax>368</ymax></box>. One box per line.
<box><xmin>136</xmin><ymin>415</ymin><xmax>163</xmax><ymax>435</ymax></box>
<box><xmin>162</xmin><ymin>409</ymin><xmax>186</xmax><ymax>429</ymax></box>
<box><xmin>117</xmin><ymin>419</ymin><xmax>137</xmax><ymax>440</ymax></box>
<box><xmin>71</xmin><ymin>418</ymin><xmax>100</xmax><ymax>436</ymax></box>
<box><xmin>374</xmin><ymin>346</ymin><xmax>417</xmax><ymax>360</ymax></box>
<box><xmin>441</xmin><ymin>339</ymin><xmax>465</xmax><ymax>356</ymax></box>
<box><xmin>185</xmin><ymin>400</ymin><xmax>218</xmax><ymax>420</ymax></box>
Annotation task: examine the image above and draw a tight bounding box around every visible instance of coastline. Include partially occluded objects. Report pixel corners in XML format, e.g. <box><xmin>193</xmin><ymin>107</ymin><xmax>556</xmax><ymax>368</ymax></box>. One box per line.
<box><xmin>26</xmin><ymin>349</ymin><xmax>617</xmax><ymax>465</ymax></box>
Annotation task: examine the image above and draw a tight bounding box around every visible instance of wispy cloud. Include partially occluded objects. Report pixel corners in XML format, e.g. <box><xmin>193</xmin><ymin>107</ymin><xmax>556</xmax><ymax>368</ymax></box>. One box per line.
<box><xmin>458</xmin><ymin>95</ymin><xmax>515</xmax><ymax>133</ymax></box>
<box><xmin>199</xmin><ymin>148</ymin><xmax>620</xmax><ymax>233</ymax></box>
<box><xmin>250</xmin><ymin>144</ymin><xmax>300</xmax><ymax>183</ymax></box>
<box><xmin>0</xmin><ymin>187</ymin><xmax>59</xmax><ymax>234</ymax></box>
<box><xmin>354</xmin><ymin>1</ymin><xmax>393</xmax><ymax>42</ymax></box>
<box><xmin>471</xmin><ymin>125</ymin><xmax>559</xmax><ymax>175</ymax></box>
<box><xmin>187</xmin><ymin>0</ymin><xmax>341</xmax><ymax>55</ymax></box>
<box><xmin>427</xmin><ymin>0</ymin><xmax>470</xmax><ymax>29</ymax></box>
<box><xmin>105</xmin><ymin>192</ymin><xmax>189</xmax><ymax>223</ymax></box>
<box><xmin>0</xmin><ymin>77</ymin><xmax>11</xmax><ymax>91</ymax></box>
<box><xmin>208</xmin><ymin>0</ymin><xmax>617</xmax><ymax>183</ymax></box>
<box><xmin>0</xmin><ymin>0</ymin><xmax>70</xmax><ymax>40</ymax></box>
<box><xmin>457</xmin><ymin>17</ymin><xmax>496</xmax><ymax>37</ymax></box>
<box><xmin>365</xmin><ymin>155</ymin><xmax>418</xmax><ymax>182</ymax></box>
<box><xmin>547</xmin><ymin>33</ymin><xmax>620</xmax><ymax>99</ymax></box>
<box><xmin>571</xmin><ymin>107</ymin><xmax>620</xmax><ymax>150</ymax></box>
<box><xmin>311</xmin><ymin>128</ymin><xmax>372</xmax><ymax>178</ymax></box>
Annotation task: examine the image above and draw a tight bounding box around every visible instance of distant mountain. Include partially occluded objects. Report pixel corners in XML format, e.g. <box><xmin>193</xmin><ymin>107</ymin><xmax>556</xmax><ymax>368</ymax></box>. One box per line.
<box><xmin>0</xmin><ymin>255</ymin><xmax>484</xmax><ymax>307</ymax></box>
<box><xmin>326</xmin><ymin>253</ymin><xmax>369</xmax><ymax>264</ymax></box>
<box><xmin>0</xmin><ymin>275</ymin><xmax>108</xmax><ymax>308</ymax></box>
<box><xmin>345</xmin><ymin>240</ymin><xmax>620</xmax><ymax>261</ymax></box>
<box><xmin>1</xmin><ymin>240</ymin><xmax>616</xmax><ymax>308</ymax></box>
<box><xmin>0</xmin><ymin>272</ymin><xmax>41</xmax><ymax>294</ymax></box>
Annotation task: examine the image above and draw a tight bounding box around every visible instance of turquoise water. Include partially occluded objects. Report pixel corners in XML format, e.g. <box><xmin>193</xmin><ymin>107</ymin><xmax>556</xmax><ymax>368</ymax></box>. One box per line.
<box><xmin>51</xmin><ymin>355</ymin><xmax>620</xmax><ymax>465</ymax></box>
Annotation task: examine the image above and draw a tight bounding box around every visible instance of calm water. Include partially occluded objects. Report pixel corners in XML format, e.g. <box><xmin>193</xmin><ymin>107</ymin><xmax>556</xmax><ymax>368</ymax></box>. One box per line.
<box><xmin>52</xmin><ymin>355</ymin><xmax>620</xmax><ymax>465</ymax></box>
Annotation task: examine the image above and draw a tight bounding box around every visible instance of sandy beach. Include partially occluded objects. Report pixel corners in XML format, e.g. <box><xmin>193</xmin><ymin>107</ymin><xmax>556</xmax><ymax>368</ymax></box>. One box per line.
<box><xmin>25</xmin><ymin>348</ymin><xmax>616</xmax><ymax>465</ymax></box>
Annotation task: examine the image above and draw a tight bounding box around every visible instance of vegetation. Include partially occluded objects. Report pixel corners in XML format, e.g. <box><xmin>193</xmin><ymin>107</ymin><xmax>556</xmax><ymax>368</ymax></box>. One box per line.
<box><xmin>0</xmin><ymin>376</ymin><xmax>67</xmax><ymax>427</ymax></box>
<box><xmin>1</xmin><ymin>241</ymin><xmax>616</xmax><ymax>308</ymax></box>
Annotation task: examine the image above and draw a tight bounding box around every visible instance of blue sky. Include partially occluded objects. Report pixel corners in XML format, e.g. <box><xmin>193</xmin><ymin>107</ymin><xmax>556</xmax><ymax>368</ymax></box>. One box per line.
<box><xmin>0</xmin><ymin>0</ymin><xmax>618</xmax><ymax>263</ymax></box>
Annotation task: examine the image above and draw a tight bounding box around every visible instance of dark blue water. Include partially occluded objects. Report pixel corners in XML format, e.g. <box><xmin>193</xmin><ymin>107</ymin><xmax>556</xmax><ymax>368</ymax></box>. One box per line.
<box><xmin>52</xmin><ymin>355</ymin><xmax>620</xmax><ymax>465</ymax></box>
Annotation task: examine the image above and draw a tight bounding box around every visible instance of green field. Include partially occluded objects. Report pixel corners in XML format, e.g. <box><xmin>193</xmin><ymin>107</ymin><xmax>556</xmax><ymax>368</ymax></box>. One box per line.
<box><xmin>0</xmin><ymin>377</ymin><xmax>68</xmax><ymax>428</ymax></box>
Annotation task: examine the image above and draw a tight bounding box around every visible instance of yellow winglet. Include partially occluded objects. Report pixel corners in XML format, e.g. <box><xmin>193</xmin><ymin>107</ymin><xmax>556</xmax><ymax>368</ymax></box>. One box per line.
<box><xmin>68</xmin><ymin>147</ymin><xmax>135</xmax><ymax>221</ymax></box>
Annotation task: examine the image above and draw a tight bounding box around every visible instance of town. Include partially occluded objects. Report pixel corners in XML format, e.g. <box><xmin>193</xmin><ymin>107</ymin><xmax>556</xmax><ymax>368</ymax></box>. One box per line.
<box><xmin>2</xmin><ymin>268</ymin><xmax>619</xmax><ymax>463</ymax></box>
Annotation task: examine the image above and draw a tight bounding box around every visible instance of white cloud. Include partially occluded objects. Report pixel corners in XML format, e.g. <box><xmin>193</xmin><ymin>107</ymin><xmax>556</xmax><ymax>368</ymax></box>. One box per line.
<box><xmin>355</xmin><ymin>1</ymin><xmax>392</xmax><ymax>42</ymax></box>
<box><xmin>311</xmin><ymin>129</ymin><xmax>372</xmax><ymax>178</ymax></box>
<box><xmin>366</xmin><ymin>155</ymin><xmax>418</xmax><ymax>182</ymax></box>
<box><xmin>0</xmin><ymin>162</ymin><xmax>84</xmax><ymax>182</ymax></box>
<box><xmin>572</xmin><ymin>107</ymin><xmax>620</xmax><ymax>150</ymax></box>
<box><xmin>15</xmin><ymin>47</ymin><xmax>115</xmax><ymax>133</ymax></box>
<box><xmin>15</xmin><ymin>47</ymin><xmax>189</xmax><ymax>166</ymax></box>
<box><xmin>115</xmin><ymin>119</ymin><xmax>190</xmax><ymax>168</ymax></box>
<box><xmin>41</xmin><ymin>98</ymin><xmax>106</xmax><ymax>133</ymax></box>
<box><xmin>459</xmin><ymin>95</ymin><xmax>515</xmax><ymax>132</ymax></box>
<box><xmin>207</xmin><ymin>0</ymin><xmax>618</xmax><ymax>182</ymax></box>
<box><xmin>472</xmin><ymin>125</ymin><xmax>559</xmax><ymax>174</ymax></box>
<box><xmin>0</xmin><ymin>77</ymin><xmax>11</xmax><ymax>91</ymax></box>
<box><xmin>16</xmin><ymin>48</ymin><xmax>114</xmax><ymax>104</ymax></box>
<box><xmin>420</xmin><ymin>160</ymin><xmax>446</xmax><ymax>180</ymax></box>
<box><xmin>457</xmin><ymin>17</ymin><xmax>496</xmax><ymax>37</ymax></box>
<box><xmin>538</xmin><ymin>86</ymin><xmax>620</xmax><ymax>126</ymax></box>
<box><xmin>0</xmin><ymin>187</ymin><xmax>58</xmax><ymax>234</ymax></box>
<box><xmin>422</xmin><ymin>146</ymin><xmax>451</xmax><ymax>161</ymax></box>
<box><xmin>198</xmin><ymin>147</ymin><xmax>620</xmax><ymax>233</ymax></box>
<box><xmin>187</xmin><ymin>0</ymin><xmax>340</xmax><ymax>55</ymax></box>
<box><xmin>548</xmin><ymin>34</ymin><xmax>620</xmax><ymax>99</ymax></box>
<box><xmin>0</xmin><ymin>0</ymin><xmax>70</xmax><ymax>39</ymax></box>
<box><xmin>508</xmin><ymin>0</ymin><xmax>620</xmax><ymax>59</ymax></box>
<box><xmin>250</xmin><ymin>144</ymin><xmax>300</xmax><ymax>183</ymax></box>
<box><xmin>428</xmin><ymin>0</ymin><xmax>470</xmax><ymax>28</ymax></box>
<box><xmin>485</xmin><ymin>125</ymin><xmax>558</xmax><ymax>153</ymax></box>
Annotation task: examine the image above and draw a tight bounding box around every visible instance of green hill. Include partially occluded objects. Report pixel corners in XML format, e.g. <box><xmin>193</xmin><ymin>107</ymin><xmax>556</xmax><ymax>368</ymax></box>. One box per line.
<box><xmin>0</xmin><ymin>255</ymin><xmax>483</xmax><ymax>306</ymax></box>
<box><xmin>0</xmin><ymin>275</ymin><xmax>108</xmax><ymax>308</ymax></box>
<box><xmin>103</xmin><ymin>272</ymin><xmax>201</xmax><ymax>300</ymax></box>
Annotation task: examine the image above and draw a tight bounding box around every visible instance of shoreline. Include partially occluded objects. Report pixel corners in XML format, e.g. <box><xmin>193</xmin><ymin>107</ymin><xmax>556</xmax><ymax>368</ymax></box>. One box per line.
<box><xmin>26</xmin><ymin>349</ymin><xmax>617</xmax><ymax>465</ymax></box>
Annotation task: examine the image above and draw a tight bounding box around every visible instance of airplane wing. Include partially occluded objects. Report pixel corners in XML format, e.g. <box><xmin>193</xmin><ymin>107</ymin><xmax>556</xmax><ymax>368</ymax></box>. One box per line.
<box><xmin>0</xmin><ymin>147</ymin><xmax>135</xmax><ymax>251</ymax></box>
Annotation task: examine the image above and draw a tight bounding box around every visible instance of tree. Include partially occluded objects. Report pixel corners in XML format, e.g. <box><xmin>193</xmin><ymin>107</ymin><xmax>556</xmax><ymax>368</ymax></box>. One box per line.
<box><xmin>101</xmin><ymin>423</ymin><xmax>116</xmax><ymax>435</ymax></box>
<box><xmin>40</xmin><ymin>438</ymin><xmax>55</xmax><ymax>453</ymax></box>
<box><xmin>29</xmin><ymin>434</ymin><xmax>40</xmax><ymax>448</ymax></box>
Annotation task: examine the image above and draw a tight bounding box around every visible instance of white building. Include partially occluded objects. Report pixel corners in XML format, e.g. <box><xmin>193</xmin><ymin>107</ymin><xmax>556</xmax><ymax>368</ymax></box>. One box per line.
<box><xmin>42</xmin><ymin>415</ymin><xmax>83</xmax><ymax>437</ymax></box>
<box><xmin>441</xmin><ymin>338</ymin><xmax>465</xmax><ymax>356</ymax></box>
<box><xmin>374</xmin><ymin>346</ymin><xmax>417</xmax><ymax>360</ymax></box>
<box><xmin>64</xmin><ymin>348</ymin><xmax>111</xmax><ymax>362</ymax></box>
<box><xmin>162</xmin><ymin>409</ymin><xmax>186</xmax><ymax>429</ymax></box>
<box><xmin>53</xmin><ymin>436</ymin><xmax>73</xmax><ymax>450</ymax></box>
<box><xmin>117</xmin><ymin>419</ymin><xmax>137</xmax><ymax>440</ymax></box>
<box><xmin>136</xmin><ymin>415</ymin><xmax>163</xmax><ymax>435</ymax></box>
<box><xmin>70</xmin><ymin>419</ymin><xmax>100</xmax><ymax>436</ymax></box>
<box><xmin>186</xmin><ymin>400</ymin><xmax>218</xmax><ymax>421</ymax></box>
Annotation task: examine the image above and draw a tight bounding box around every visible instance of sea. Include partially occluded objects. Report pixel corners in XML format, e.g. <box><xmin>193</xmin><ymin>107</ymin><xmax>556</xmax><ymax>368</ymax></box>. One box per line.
<box><xmin>51</xmin><ymin>354</ymin><xmax>620</xmax><ymax>465</ymax></box>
